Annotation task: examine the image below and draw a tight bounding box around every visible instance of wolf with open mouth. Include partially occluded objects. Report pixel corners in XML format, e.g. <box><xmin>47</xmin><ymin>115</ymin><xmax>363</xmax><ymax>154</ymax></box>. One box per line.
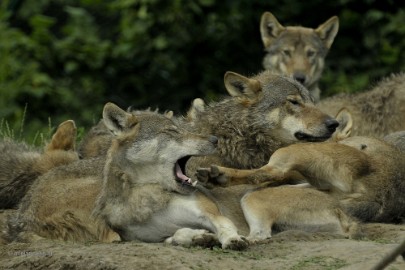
<box><xmin>6</xmin><ymin>103</ymin><xmax>251</xmax><ymax>250</ymax></box>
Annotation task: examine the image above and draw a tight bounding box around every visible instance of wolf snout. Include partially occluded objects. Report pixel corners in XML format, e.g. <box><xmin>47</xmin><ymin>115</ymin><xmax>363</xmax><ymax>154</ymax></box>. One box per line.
<box><xmin>293</xmin><ymin>72</ymin><xmax>307</xmax><ymax>85</ymax></box>
<box><xmin>325</xmin><ymin>118</ymin><xmax>339</xmax><ymax>133</ymax></box>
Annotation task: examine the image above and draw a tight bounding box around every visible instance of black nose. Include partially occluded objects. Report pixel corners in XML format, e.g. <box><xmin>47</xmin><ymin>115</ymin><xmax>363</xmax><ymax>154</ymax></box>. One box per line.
<box><xmin>208</xmin><ymin>135</ymin><xmax>218</xmax><ymax>145</ymax></box>
<box><xmin>325</xmin><ymin>119</ymin><xmax>339</xmax><ymax>133</ymax></box>
<box><xmin>293</xmin><ymin>73</ymin><xmax>307</xmax><ymax>85</ymax></box>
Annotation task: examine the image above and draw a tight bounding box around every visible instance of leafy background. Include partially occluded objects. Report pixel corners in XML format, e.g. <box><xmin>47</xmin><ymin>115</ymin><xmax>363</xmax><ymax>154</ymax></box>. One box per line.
<box><xmin>1</xmin><ymin>0</ymin><xmax>404</xmax><ymax>144</ymax></box>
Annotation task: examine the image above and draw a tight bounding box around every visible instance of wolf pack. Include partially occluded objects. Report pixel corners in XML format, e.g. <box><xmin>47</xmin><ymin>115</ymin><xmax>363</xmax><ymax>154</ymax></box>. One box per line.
<box><xmin>2</xmin><ymin>11</ymin><xmax>405</xmax><ymax>259</ymax></box>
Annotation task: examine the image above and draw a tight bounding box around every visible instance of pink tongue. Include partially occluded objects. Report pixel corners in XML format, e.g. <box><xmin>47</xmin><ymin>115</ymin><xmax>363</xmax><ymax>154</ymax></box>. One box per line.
<box><xmin>175</xmin><ymin>163</ymin><xmax>191</xmax><ymax>183</ymax></box>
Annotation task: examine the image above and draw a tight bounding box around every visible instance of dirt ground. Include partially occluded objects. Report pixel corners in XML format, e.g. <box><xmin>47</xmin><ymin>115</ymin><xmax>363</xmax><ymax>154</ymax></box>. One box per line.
<box><xmin>0</xmin><ymin>209</ymin><xmax>404</xmax><ymax>270</ymax></box>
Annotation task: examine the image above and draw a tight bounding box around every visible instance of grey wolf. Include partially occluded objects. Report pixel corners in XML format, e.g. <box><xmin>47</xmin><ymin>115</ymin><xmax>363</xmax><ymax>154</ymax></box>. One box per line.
<box><xmin>202</xmin><ymin>132</ymin><xmax>405</xmax><ymax>223</ymax></box>
<box><xmin>317</xmin><ymin>73</ymin><xmax>405</xmax><ymax>138</ymax></box>
<box><xmin>185</xmin><ymin>70</ymin><xmax>339</xmax><ymax>178</ymax></box>
<box><xmin>6</xmin><ymin>103</ymin><xmax>357</xmax><ymax>248</ymax></box>
<box><xmin>260</xmin><ymin>12</ymin><xmax>339</xmax><ymax>101</ymax></box>
<box><xmin>7</xmin><ymin>103</ymin><xmax>247</xmax><ymax>249</ymax></box>
<box><xmin>0</xmin><ymin>120</ymin><xmax>78</xmax><ymax>209</ymax></box>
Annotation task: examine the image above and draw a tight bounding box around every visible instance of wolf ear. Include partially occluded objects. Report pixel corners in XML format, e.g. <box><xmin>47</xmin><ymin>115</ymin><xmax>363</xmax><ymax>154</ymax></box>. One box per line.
<box><xmin>45</xmin><ymin>120</ymin><xmax>77</xmax><ymax>152</ymax></box>
<box><xmin>164</xmin><ymin>110</ymin><xmax>174</xmax><ymax>119</ymax></box>
<box><xmin>103</xmin><ymin>102</ymin><xmax>139</xmax><ymax>135</ymax></box>
<box><xmin>186</xmin><ymin>98</ymin><xmax>205</xmax><ymax>121</ymax></box>
<box><xmin>224</xmin><ymin>72</ymin><xmax>261</xmax><ymax>98</ymax></box>
<box><xmin>260</xmin><ymin>12</ymin><xmax>285</xmax><ymax>48</ymax></box>
<box><xmin>332</xmin><ymin>108</ymin><xmax>353</xmax><ymax>141</ymax></box>
<box><xmin>315</xmin><ymin>16</ymin><xmax>339</xmax><ymax>49</ymax></box>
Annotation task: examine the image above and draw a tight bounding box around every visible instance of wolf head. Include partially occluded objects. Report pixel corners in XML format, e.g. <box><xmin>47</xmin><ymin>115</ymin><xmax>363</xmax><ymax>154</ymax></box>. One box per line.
<box><xmin>102</xmin><ymin>103</ymin><xmax>218</xmax><ymax>193</ymax></box>
<box><xmin>260</xmin><ymin>12</ymin><xmax>339</xmax><ymax>99</ymax></box>
<box><xmin>223</xmin><ymin>71</ymin><xmax>339</xmax><ymax>144</ymax></box>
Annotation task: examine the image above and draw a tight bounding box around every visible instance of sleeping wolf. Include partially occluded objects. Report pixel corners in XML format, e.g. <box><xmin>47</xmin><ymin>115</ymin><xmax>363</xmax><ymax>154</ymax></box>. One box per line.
<box><xmin>260</xmin><ymin>12</ymin><xmax>339</xmax><ymax>101</ymax></box>
<box><xmin>6</xmin><ymin>103</ymin><xmax>357</xmax><ymax>249</ymax></box>
<box><xmin>317</xmin><ymin>73</ymin><xmax>405</xmax><ymax>138</ymax></box>
<box><xmin>0</xmin><ymin>120</ymin><xmax>78</xmax><ymax>209</ymax></box>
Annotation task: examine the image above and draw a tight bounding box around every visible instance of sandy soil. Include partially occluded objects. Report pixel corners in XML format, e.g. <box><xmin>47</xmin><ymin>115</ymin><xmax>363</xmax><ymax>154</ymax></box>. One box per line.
<box><xmin>0</xmin><ymin>209</ymin><xmax>404</xmax><ymax>270</ymax></box>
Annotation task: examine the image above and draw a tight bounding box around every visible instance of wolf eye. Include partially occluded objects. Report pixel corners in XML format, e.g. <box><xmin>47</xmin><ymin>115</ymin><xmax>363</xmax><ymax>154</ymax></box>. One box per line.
<box><xmin>307</xmin><ymin>50</ymin><xmax>315</xmax><ymax>57</ymax></box>
<box><xmin>288</xmin><ymin>99</ymin><xmax>300</xmax><ymax>105</ymax></box>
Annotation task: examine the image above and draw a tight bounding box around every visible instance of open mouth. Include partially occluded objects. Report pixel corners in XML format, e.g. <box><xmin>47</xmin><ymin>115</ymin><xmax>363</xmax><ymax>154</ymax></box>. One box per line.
<box><xmin>174</xmin><ymin>156</ymin><xmax>198</xmax><ymax>187</ymax></box>
<box><xmin>294</xmin><ymin>132</ymin><xmax>331</xmax><ymax>142</ymax></box>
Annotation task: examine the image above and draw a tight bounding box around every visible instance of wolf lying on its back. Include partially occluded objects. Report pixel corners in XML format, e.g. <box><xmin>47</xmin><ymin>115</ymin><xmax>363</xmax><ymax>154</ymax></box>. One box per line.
<box><xmin>201</xmin><ymin>116</ymin><xmax>405</xmax><ymax>223</ymax></box>
<box><xmin>6</xmin><ymin>103</ymin><xmax>358</xmax><ymax>249</ymax></box>
<box><xmin>260</xmin><ymin>12</ymin><xmax>339</xmax><ymax>101</ymax></box>
<box><xmin>0</xmin><ymin>120</ymin><xmax>78</xmax><ymax>209</ymax></box>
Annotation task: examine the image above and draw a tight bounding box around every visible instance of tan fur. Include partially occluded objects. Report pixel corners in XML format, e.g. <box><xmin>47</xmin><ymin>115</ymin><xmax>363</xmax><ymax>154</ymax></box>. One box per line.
<box><xmin>317</xmin><ymin>73</ymin><xmax>405</xmax><ymax>137</ymax></box>
<box><xmin>260</xmin><ymin>12</ymin><xmax>339</xmax><ymax>101</ymax></box>
<box><xmin>241</xmin><ymin>186</ymin><xmax>360</xmax><ymax>242</ymax></box>
<box><xmin>0</xmin><ymin>120</ymin><xmax>79</xmax><ymax>209</ymax></box>
<box><xmin>204</xmin><ymin>135</ymin><xmax>405</xmax><ymax>223</ymax></box>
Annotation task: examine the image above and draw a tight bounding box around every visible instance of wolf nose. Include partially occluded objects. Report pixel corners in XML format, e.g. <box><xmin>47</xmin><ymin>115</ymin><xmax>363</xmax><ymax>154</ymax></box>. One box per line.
<box><xmin>325</xmin><ymin>119</ymin><xmax>339</xmax><ymax>133</ymax></box>
<box><xmin>208</xmin><ymin>135</ymin><xmax>218</xmax><ymax>145</ymax></box>
<box><xmin>293</xmin><ymin>73</ymin><xmax>306</xmax><ymax>85</ymax></box>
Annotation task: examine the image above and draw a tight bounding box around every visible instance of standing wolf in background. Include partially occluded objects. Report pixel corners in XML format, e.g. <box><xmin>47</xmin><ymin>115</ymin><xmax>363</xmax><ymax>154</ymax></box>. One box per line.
<box><xmin>317</xmin><ymin>73</ymin><xmax>405</xmax><ymax>138</ymax></box>
<box><xmin>0</xmin><ymin>120</ymin><xmax>79</xmax><ymax>209</ymax></box>
<box><xmin>260</xmin><ymin>12</ymin><xmax>339</xmax><ymax>101</ymax></box>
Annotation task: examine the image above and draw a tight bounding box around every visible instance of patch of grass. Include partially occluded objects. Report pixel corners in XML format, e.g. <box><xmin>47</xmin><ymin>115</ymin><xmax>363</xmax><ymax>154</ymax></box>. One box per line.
<box><xmin>290</xmin><ymin>256</ymin><xmax>348</xmax><ymax>270</ymax></box>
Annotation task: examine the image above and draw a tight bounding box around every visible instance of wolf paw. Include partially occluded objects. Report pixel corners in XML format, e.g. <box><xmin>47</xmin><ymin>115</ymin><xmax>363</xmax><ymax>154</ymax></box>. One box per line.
<box><xmin>222</xmin><ymin>236</ymin><xmax>249</xmax><ymax>250</ymax></box>
<box><xmin>196</xmin><ymin>165</ymin><xmax>228</xmax><ymax>185</ymax></box>
<box><xmin>192</xmin><ymin>232</ymin><xmax>220</xmax><ymax>248</ymax></box>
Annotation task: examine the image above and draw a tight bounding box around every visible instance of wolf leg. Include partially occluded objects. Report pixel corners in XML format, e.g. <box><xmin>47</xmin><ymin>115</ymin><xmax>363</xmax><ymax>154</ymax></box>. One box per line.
<box><xmin>197</xmin><ymin>164</ymin><xmax>304</xmax><ymax>187</ymax></box>
<box><xmin>240</xmin><ymin>192</ymin><xmax>273</xmax><ymax>243</ymax></box>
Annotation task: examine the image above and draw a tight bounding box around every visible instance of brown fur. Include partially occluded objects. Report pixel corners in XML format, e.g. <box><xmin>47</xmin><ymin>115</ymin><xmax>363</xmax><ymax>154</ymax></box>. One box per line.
<box><xmin>185</xmin><ymin>70</ymin><xmax>338</xmax><ymax>179</ymax></box>
<box><xmin>0</xmin><ymin>120</ymin><xmax>79</xmax><ymax>209</ymax></box>
<box><xmin>317</xmin><ymin>73</ymin><xmax>405</xmax><ymax>137</ymax></box>
<box><xmin>260</xmin><ymin>12</ymin><xmax>339</xmax><ymax>101</ymax></box>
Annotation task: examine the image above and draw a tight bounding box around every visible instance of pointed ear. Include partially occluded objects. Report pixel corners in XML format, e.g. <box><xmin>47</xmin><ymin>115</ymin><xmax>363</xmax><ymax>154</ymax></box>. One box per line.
<box><xmin>186</xmin><ymin>98</ymin><xmax>205</xmax><ymax>121</ymax></box>
<box><xmin>260</xmin><ymin>12</ymin><xmax>285</xmax><ymax>48</ymax></box>
<box><xmin>164</xmin><ymin>110</ymin><xmax>174</xmax><ymax>119</ymax></box>
<box><xmin>103</xmin><ymin>102</ymin><xmax>138</xmax><ymax>135</ymax></box>
<box><xmin>45</xmin><ymin>120</ymin><xmax>77</xmax><ymax>152</ymax></box>
<box><xmin>333</xmin><ymin>108</ymin><xmax>353</xmax><ymax>141</ymax></box>
<box><xmin>224</xmin><ymin>72</ymin><xmax>262</xmax><ymax>98</ymax></box>
<box><xmin>315</xmin><ymin>16</ymin><xmax>339</xmax><ymax>49</ymax></box>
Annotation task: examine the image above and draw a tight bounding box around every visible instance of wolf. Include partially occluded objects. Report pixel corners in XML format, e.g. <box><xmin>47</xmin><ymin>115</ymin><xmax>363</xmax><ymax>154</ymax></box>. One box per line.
<box><xmin>260</xmin><ymin>11</ymin><xmax>339</xmax><ymax>101</ymax></box>
<box><xmin>6</xmin><ymin>103</ymin><xmax>357</xmax><ymax>249</ymax></box>
<box><xmin>184</xmin><ymin>70</ymin><xmax>339</xmax><ymax>178</ymax></box>
<box><xmin>0</xmin><ymin>120</ymin><xmax>79</xmax><ymax>209</ymax></box>
<box><xmin>317</xmin><ymin>73</ymin><xmax>405</xmax><ymax>138</ymax></box>
<box><xmin>201</xmin><ymin>133</ymin><xmax>405</xmax><ymax>223</ymax></box>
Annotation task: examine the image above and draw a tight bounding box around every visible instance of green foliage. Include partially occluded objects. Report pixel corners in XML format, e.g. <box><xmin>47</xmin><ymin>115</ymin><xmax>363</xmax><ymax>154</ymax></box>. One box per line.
<box><xmin>0</xmin><ymin>0</ymin><xmax>404</xmax><ymax>142</ymax></box>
